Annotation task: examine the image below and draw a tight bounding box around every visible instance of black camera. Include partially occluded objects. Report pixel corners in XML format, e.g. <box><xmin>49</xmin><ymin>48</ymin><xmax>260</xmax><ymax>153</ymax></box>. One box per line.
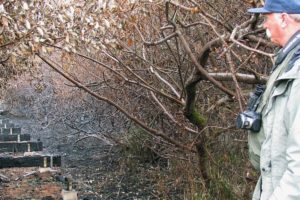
<box><xmin>236</xmin><ymin>85</ymin><xmax>265</xmax><ymax>133</ymax></box>
<box><xmin>236</xmin><ymin>110</ymin><xmax>262</xmax><ymax>132</ymax></box>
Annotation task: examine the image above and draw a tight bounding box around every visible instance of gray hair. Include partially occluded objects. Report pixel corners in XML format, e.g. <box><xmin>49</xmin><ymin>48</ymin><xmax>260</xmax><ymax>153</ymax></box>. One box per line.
<box><xmin>290</xmin><ymin>14</ymin><xmax>300</xmax><ymax>22</ymax></box>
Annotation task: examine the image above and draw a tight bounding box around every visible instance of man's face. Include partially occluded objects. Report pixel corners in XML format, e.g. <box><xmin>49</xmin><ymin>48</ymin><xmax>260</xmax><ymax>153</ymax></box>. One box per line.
<box><xmin>263</xmin><ymin>13</ymin><xmax>284</xmax><ymax>46</ymax></box>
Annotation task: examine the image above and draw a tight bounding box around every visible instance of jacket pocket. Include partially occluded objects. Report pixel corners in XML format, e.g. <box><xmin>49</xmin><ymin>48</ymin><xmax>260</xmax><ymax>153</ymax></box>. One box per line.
<box><xmin>272</xmin><ymin>80</ymin><xmax>290</xmax><ymax>97</ymax></box>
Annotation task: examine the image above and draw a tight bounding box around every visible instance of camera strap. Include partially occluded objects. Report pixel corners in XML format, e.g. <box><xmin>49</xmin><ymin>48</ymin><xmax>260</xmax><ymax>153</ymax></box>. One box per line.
<box><xmin>252</xmin><ymin>86</ymin><xmax>265</xmax><ymax>111</ymax></box>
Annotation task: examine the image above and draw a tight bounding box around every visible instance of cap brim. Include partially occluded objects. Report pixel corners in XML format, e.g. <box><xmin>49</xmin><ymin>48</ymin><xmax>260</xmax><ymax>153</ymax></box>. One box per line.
<box><xmin>247</xmin><ymin>7</ymin><xmax>271</xmax><ymax>14</ymax></box>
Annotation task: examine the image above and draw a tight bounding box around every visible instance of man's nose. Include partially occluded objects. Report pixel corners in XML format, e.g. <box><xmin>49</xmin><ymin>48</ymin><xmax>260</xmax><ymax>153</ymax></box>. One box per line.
<box><xmin>262</xmin><ymin>19</ymin><xmax>268</xmax><ymax>29</ymax></box>
<box><xmin>262</xmin><ymin>23</ymin><xmax>267</xmax><ymax>29</ymax></box>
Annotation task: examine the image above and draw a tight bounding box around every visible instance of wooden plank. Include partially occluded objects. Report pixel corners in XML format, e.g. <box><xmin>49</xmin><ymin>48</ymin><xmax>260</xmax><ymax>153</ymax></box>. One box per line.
<box><xmin>3</xmin><ymin>123</ymin><xmax>15</xmax><ymax>128</ymax></box>
<box><xmin>0</xmin><ymin>123</ymin><xmax>14</xmax><ymax>128</ymax></box>
<box><xmin>0</xmin><ymin>141</ymin><xmax>43</xmax><ymax>153</ymax></box>
<box><xmin>0</xmin><ymin>155</ymin><xmax>61</xmax><ymax>168</ymax></box>
<box><xmin>0</xmin><ymin>134</ymin><xmax>31</xmax><ymax>142</ymax></box>
<box><xmin>1</xmin><ymin>127</ymin><xmax>22</xmax><ymax>135</ymax></box>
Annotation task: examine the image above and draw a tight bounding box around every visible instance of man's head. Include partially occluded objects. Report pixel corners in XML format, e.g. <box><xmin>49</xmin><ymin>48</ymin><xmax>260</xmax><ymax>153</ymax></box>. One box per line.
<box><xmin>248</xmin><ymin>0</ymin><xmax>300</xmax><ymax>47</ymax></box>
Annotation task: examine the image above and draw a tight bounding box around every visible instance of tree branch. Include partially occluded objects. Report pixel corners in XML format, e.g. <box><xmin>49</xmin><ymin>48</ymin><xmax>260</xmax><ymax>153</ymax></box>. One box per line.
<box><xmin>177</xmin><ymin>31</ymin><xmax>236</xmax><ymax>97</ymax></box>
<box><xmin>38</xmin><ymin>54</ymin><xmax>194</xmax><ymax>153</ymax></box>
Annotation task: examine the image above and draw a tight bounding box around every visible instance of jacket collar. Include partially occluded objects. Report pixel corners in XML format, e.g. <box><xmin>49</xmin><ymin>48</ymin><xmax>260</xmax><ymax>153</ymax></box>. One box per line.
<box><xmin>274</xmin><ymin>30</ymin><xmax>300</xmax><ymax>81</ymax></box>
<box><xmin>277</xmin><ymin>59</ymin><xmax>300</xmax><ymax>81</ymax></box>
<box><xmin>275</xmin><ymin>30</ymin><xmax>300</xmax><ymax>66</ymax></box>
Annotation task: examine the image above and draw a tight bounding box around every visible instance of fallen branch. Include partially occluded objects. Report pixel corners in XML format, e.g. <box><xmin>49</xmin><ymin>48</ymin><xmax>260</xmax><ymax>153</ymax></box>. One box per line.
<box><xmin>208</xmin><ymin>72</ymin><xmax>267</xmax><ymax>84</ymax></box>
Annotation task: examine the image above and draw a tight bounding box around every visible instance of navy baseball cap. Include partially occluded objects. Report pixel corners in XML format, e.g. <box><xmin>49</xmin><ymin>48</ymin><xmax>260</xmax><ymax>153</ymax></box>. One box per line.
<box><xmin>248</xmin><ymin>0</ymin><xmax>300</xmax><ymax>14</ymax></box>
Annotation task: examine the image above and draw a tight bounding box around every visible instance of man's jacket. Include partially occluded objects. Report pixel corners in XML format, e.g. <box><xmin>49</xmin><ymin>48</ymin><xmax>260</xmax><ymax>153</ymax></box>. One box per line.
<box><xmin>249</xmin><ymin>37</ymin><xmax>300</xmax><ymax>199</ymax></box>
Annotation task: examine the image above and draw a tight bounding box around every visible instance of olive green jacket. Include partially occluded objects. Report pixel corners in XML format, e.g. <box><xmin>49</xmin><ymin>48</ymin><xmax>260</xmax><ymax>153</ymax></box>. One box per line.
<box><xmin>249</xmin><ymin>47</ymin><xmax>300</xmax><ymax>200</ymax></box>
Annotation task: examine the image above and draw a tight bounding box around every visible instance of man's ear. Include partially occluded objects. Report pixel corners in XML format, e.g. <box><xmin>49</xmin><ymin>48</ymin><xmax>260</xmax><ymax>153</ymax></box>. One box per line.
<box><xmin>279</xmin><ymin>13</ymin><xmax>288</xmax><ymax>28</ymax></box>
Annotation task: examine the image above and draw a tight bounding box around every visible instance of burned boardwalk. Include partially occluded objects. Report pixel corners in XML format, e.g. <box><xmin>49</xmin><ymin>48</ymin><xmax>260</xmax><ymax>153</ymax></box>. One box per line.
<box><xmin>0</xmin><ymin>116</ymin><xmax>61</xmax><ymax>168</ymax></box>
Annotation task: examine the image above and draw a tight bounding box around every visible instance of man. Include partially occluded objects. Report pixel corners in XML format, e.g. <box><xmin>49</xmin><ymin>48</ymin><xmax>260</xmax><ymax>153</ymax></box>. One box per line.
<box><xmin>246</xmin><ymin>0</ymin><xmax>300</xmax><ymax>199</ymax></box>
